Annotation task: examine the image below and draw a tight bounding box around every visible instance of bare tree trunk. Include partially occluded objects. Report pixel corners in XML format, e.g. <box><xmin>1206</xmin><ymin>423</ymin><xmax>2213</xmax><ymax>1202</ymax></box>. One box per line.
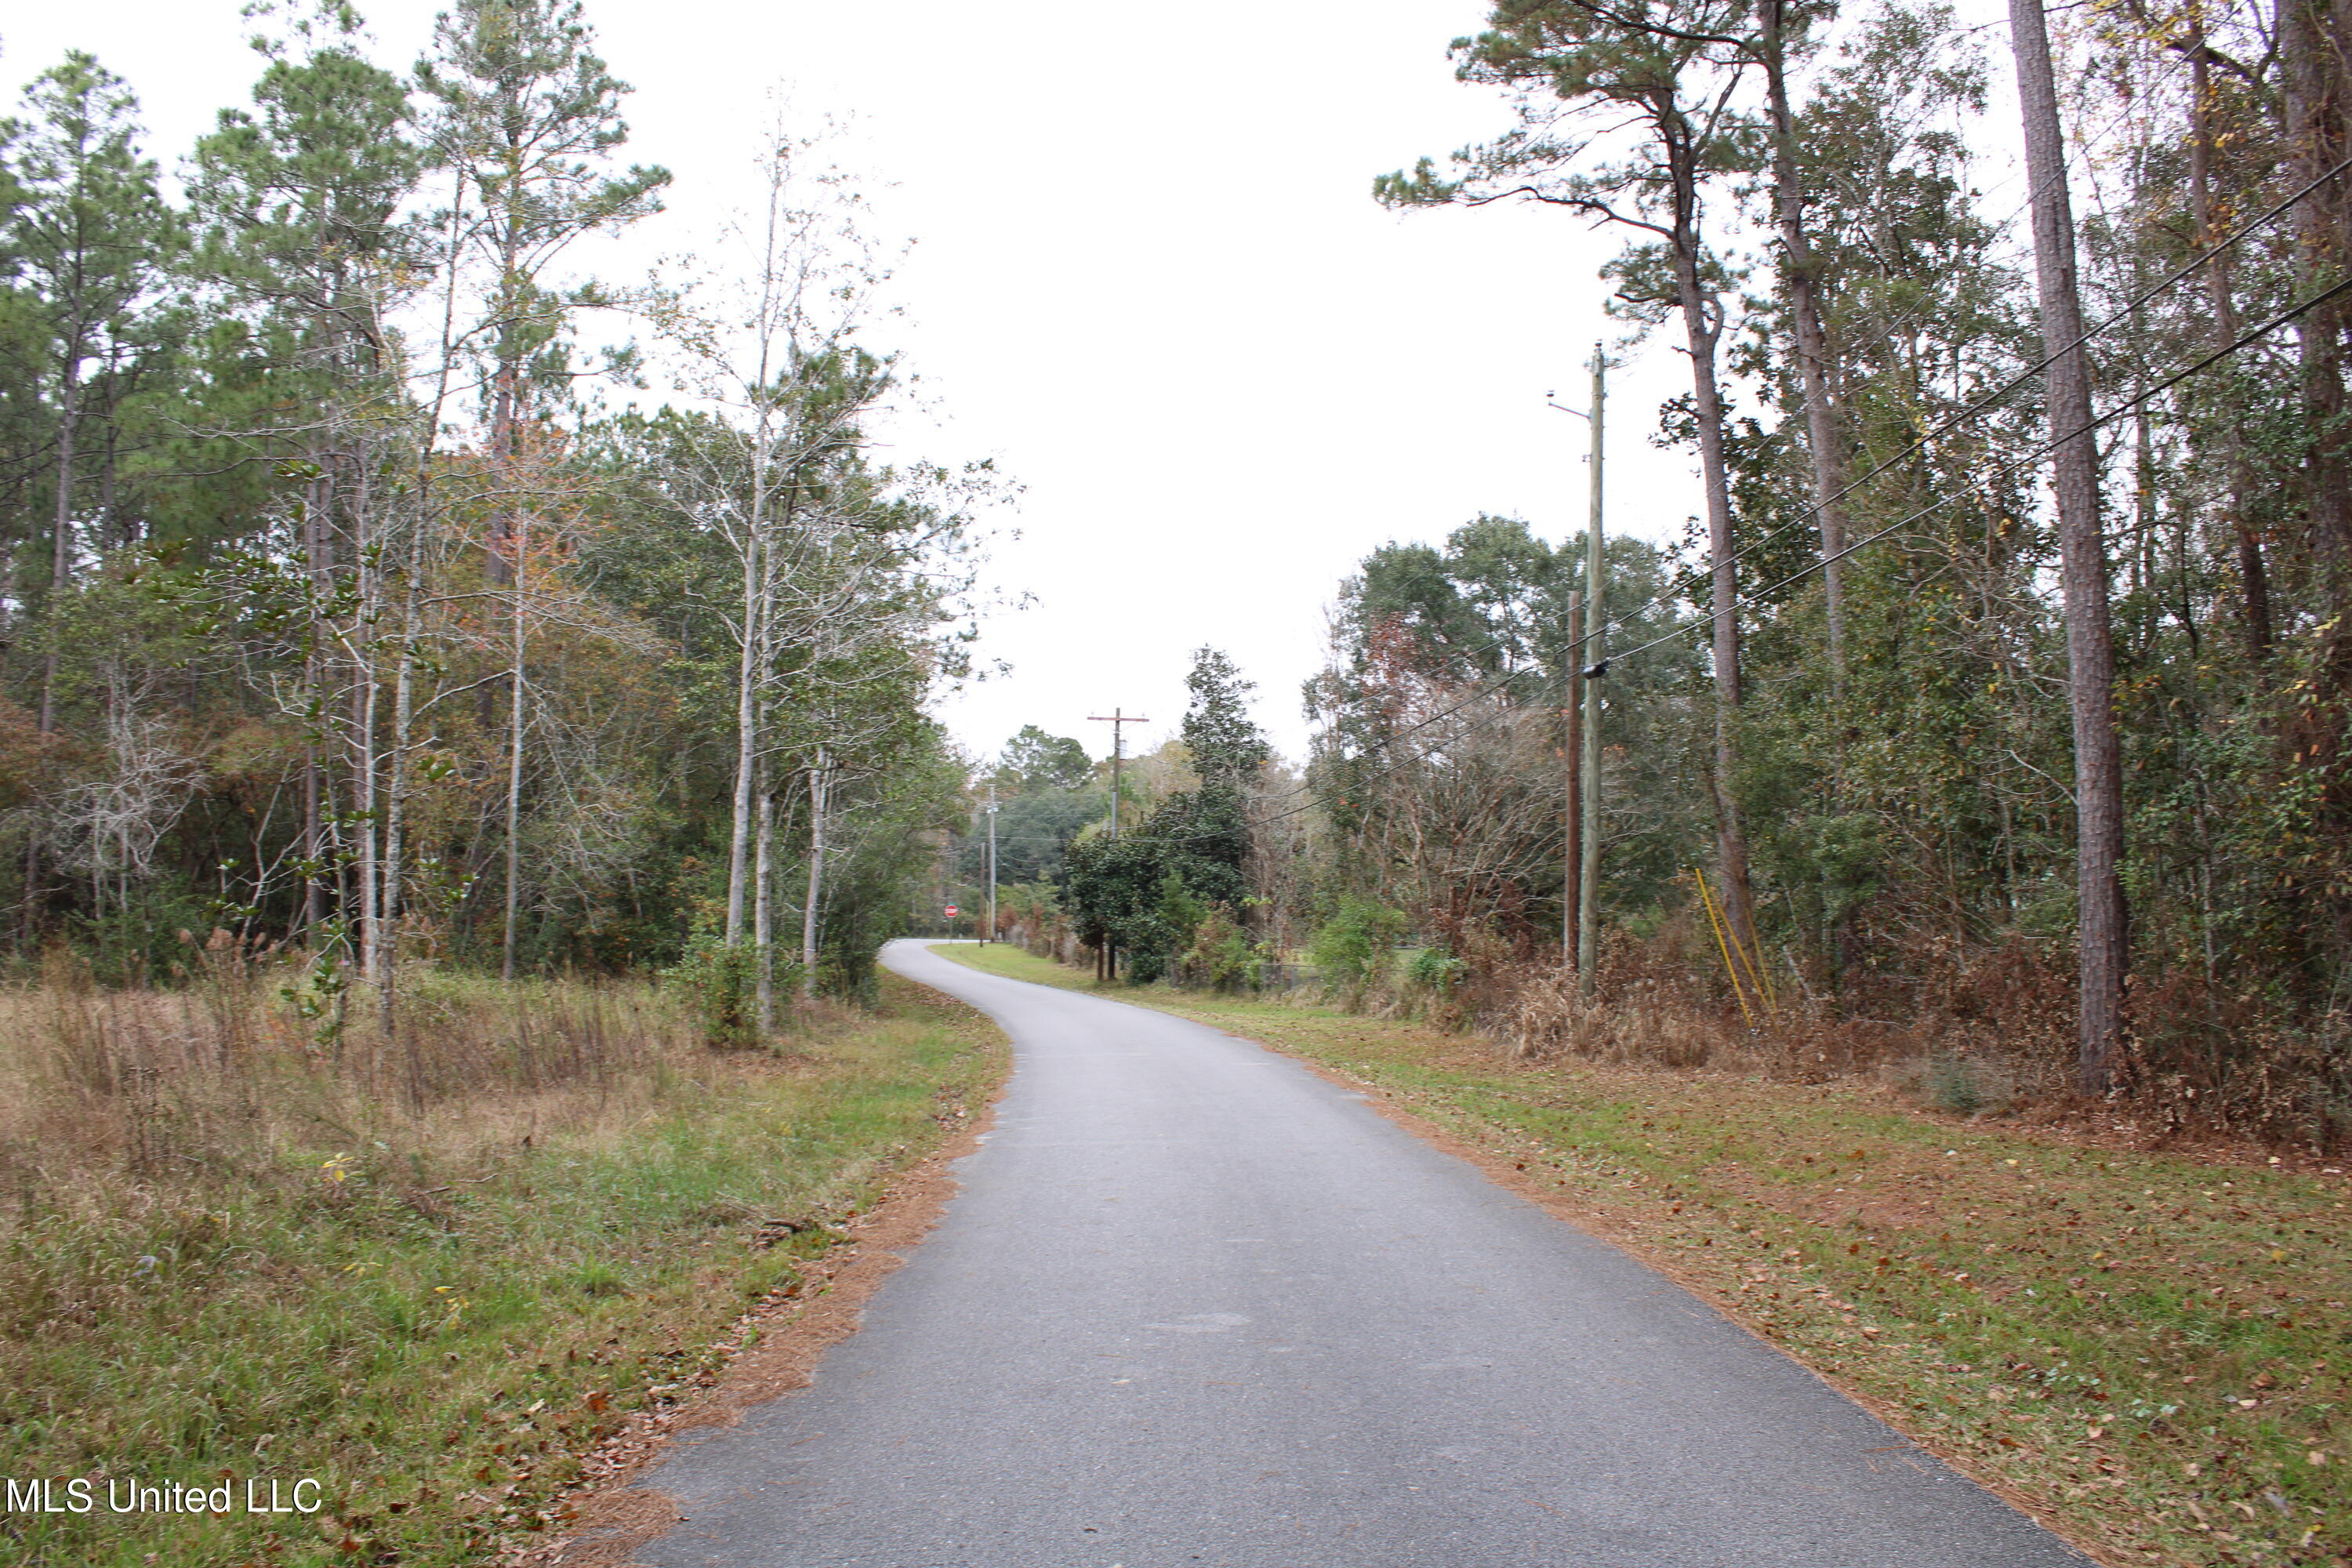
<box><xmin>296</xmin><ymin>474</ymin><xmax>334</xmax><ymax>942</ymax></box>
<box><xmin>2187</xmin><ymin>14</ymin><xmax>2271</xmax><ymax>662</ymax></box>
<box><xmin>350</xmin><ymin>465</ymin><xmax>388</xmax><ymax>993</ymax></box>
<box><xmin>380</xmin><ymin>570</ymin><xmax>419</xmax><ymax>1036</ymax></box>
<box><xmin>1670</xmin><ymin>209</ymin><xmax>1762</xmax><ymax>964</ymax></box>
<box><xmin>800</xmin><ymin>751</ymin><xmax>829</xmax><ymax>1000</ymax></box>
<box><xmin>1761</xmin><ymin>0</ymin><xmax>1850</xmax><ymax>692</ymax></box>
<box><xmin>755</xmin><ymin>764</ymin><xmax>775</xmax><ymax>1033</ymax></box>
<box><xmin>384</xmin><ymin>175</ymin><xmax>468</xmax><ymax>1031</ymax></box>
<box><xmin>725</xmin><ymin>528</ymin><xmax>764</xmax><ymax>944</ymax></box>
<box><xmin>39</xmin><ymin>372</ymin><xmax>78</xmax><ymax>736</ymax></box>
<box><xmin>2283</xmin><ymin>0</ymin><xmax>2352</xmax><ymax>648</ymax></box>
<box><xmin>485</xmin><ymin>218</ymin><xmax>524</xmax><ymax>589</ymax></box>
<box><xmin>500</xmin><ymin>508</ymin><xmax>531</xmax><ymax>982</ymax></box>
<box><xmin>302</xmin><ymin>740</ymin><xmax>323</xmax><ymax>940</ymax></box>
<box><xmin>725</xmin><ymin>169</ymin><xmax>788</xmax><ymax>948</ymax></box>
<box><xmin>2013</xmin><ymin>0</ymin><xmax>2129</xmax><ymax>1093</ymax></box>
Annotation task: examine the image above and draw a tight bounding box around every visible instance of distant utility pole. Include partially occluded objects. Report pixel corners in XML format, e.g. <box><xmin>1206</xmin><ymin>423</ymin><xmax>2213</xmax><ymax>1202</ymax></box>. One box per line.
<box><xmin>1578</xmin><ymin>346</ymin><xmax>1606</xmax><ymax>1002</ymax></box>
<box><xmin>1086</xmin><ymin>707</ymin><xmax>1148</xmax><ymax>984</ymax></box>
<box><xmin>1550</xmin><ymin>346</ymin><xmax>1607</xmax><ymax>1000</ymax></box>
<box><xmin>984</xmin><ymin>782</ymin><xmax>999</xmax><ymax>946</ymax></box>
<box><xmin>1086</xmin><ymin>708</ymin><xmax>1149</xmax><ymax>837</ymax></box>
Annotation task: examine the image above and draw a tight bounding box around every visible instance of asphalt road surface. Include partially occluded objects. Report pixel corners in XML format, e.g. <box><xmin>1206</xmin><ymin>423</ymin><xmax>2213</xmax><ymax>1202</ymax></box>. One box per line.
<box><xmin>629</xmin><ymin>939</ymin><xmax>2093</xmax><ymax>1568</ymax></box>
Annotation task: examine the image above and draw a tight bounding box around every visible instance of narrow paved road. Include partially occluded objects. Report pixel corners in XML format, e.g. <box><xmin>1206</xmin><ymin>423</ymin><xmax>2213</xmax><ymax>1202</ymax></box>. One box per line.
<box><xmin>630</xmin><ymin>940</ymin><xmax>2092</xmax><ymax>1568</ymax></box>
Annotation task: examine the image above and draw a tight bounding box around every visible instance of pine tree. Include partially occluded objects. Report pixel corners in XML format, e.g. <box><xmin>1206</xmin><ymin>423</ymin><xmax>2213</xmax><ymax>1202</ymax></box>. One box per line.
<box><xmin>190</xmin><ymin>8</ymin><xmax>426</xmax><ymax>971</ymax></box>
<box><xmin>418</xmin><ymin>0</ymin><xmax>669</xmax><ymax>978</ymax></box>
<box><xmin>3</xmin><ymin>52</ymin><xmax>180</xmax><ymax>736</ymax></box>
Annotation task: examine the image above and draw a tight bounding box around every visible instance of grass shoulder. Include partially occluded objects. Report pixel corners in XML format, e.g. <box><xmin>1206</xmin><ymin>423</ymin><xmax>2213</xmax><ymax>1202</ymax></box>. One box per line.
<box><xmin>930</xmin><ymin>942</ymin><xmax>2348</xmax><ymax>1568</ymax></box>
<box><xmin>1</xmin><ymin>971</ymin><xmax>1006</xmax><ymax>1568</ymax></box>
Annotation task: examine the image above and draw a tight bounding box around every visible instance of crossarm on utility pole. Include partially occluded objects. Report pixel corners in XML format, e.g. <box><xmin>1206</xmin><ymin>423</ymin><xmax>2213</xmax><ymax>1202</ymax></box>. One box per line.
<box><xmin>1085</xmin><ymin>709</ymin><xmax>1150</xmax><ymax>839</ymax></box>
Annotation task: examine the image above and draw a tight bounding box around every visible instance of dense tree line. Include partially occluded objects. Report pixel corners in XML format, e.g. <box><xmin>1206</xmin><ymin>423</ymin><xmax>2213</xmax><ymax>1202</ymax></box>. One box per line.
<box><xmin>0</xmin><ymin>0</ymin><xmax>979</xmax><ymax>1011</ymax></box>
<box><xmin>1303</xmin><ymin>0</ymin><xmax>2352</xmax><ymax>1131</ymax></box>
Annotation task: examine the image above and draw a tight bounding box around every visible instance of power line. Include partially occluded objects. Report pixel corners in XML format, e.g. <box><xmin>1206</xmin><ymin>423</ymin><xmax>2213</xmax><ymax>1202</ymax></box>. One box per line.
<box><xmin>1567</xmin><ymin>150</ymin><xmax>2352</xmax><ymax>664</ymax></box>
<box><xmin>1102</xmin><ymin>263</ymin><xmax>2352</xmax><ymax>851</ymax></box>
<box><xmin>1602</xmin><ymin>269</ymin><xmax>2352</xmax><ymax>670</ymax></box>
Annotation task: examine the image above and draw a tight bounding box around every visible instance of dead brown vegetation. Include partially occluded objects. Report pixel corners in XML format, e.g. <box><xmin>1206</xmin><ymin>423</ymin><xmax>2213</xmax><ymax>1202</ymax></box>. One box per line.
<box><xmin>0</xmin><ymin>945</ymin><xmax>710</xmax><ymax>1215</ymax></box>
<box><xmin>1476</xmin><ymin>924</ymin><xmax>2347</xmax><ymax>1152</ymax></box>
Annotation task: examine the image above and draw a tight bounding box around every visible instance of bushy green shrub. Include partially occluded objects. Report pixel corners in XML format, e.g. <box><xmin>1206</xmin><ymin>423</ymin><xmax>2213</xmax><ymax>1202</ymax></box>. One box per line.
<box><xmin>1404</xmin><ymin>945</ymin><xmax>1468</xmax><ymax>997</ymax></box>
<box><xmin>1306</xmin><ymin>898</ymin><xmax>1409</xmax><ymax>995</ymax></box>
<box><xmin>664</xmin><ymin>936</ymin><xmax>760</xmax><ymax>1049</ymax></box>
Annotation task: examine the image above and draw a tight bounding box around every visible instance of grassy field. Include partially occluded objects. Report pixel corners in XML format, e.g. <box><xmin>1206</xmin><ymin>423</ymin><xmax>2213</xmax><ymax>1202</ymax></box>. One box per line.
<box><xmin>935</xmin><ymin>942</ymin><xmax>2350</xmax><ymax>1568</ymax></box>
<box><xmin>1</xmin><ymin>969</ymin><xmax>1004</xmax><ymax>1568</ymax></box>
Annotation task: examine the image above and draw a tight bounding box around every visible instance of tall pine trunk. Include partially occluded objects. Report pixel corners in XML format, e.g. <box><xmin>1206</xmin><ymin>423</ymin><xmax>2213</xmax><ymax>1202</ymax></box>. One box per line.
<box><xmin>1760</xmin><ymin>0</ymin><xmax>1851</xmax><ymax>692</ymax></box>
<box><xmin>380</xmin><ymin>548</ymin><xmax>422</xmax><ymax>1036</ymax></box>
<box><xmin>39</xmin><ymin>368</ymin><xmax>79</xmax><ymax>736</ymax></box>
<box><xmin>350</xmin><ymin>469</ymin><xmax>384</xmax><ymax>990</ymax></box>
<box><xmin>499</xmin><ymin>506</ymin><xmax>531</xmax><ymax>981</ymax></box>
<box><xmin>2282</xmin><ymin>0</ymin><xmax>2352</xmax><ymax>586</ymax></box>
<box><xmin>2012</xmin><ymin>0</ymin><xmax>2129</xmax><ymax>1093</ymax></box>
<box><xmin>2187</xmin><ymin>17</ymin><xmax>2271</xmax><ymax>662</ymax></box>
<box><xmin>1667</xmin><ymin>166</ymin><xmax>1762</xmax><ymax>967</ymax></box>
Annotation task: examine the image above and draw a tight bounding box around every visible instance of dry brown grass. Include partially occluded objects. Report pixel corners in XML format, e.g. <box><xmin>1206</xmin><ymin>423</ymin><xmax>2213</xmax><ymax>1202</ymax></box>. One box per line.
<box><xmin>0</xmin><ymin>945</ymin><xmax>716</xmax><ymax>1225</ymax></box>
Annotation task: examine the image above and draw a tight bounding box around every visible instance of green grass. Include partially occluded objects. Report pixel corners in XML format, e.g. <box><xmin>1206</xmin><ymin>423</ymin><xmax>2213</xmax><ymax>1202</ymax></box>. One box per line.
<box><xmin>933</xmin><ymin>942</ymin><xmax>2350</xmax><ymax>1568</ymax></box>
<box><xmin>0</xmin><ymin>973</ymin><xmax>1005</xmax><ymax>1567</ymax></box>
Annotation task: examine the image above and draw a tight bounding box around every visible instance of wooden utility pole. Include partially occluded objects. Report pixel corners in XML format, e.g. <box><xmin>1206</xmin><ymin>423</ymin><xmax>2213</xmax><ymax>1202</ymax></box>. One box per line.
<box><xmin>1577</xmin><ymin>346</ymin><xmax>1606</xmax><ymax>1001</ymax></box>
<box><xmin>1550</xmin><ymin>350</ymin><xmax>1607</xmax><ymax>996</ymax></box>
<box><xmin>1563</xmin><ymin>591</ymin><xmax>1583</xmax><ymax>971</ymax></box>
<box><xmin>1087</xmin><ymin>708</ymin><xmax>1149</xmax><ymax>837</ymax></box>
<box><xmin>984</xmin><ymin>782</ymin><xmax>999</xmax><ymax>946</ymax></box>
<box><xmin>2011</xmin><ymin>0</ymin><xmax>2128</xmax><ymax>1094</ymax></box>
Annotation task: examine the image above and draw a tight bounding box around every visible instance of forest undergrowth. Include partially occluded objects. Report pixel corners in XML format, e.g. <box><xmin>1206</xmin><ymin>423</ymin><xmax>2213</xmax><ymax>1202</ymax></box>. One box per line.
<box><xmin>936</xmin><ymin>940</ymin><xmax>2350</xmax><ymax>1568</ymax></box>
<box><xmin>1499</xmin><ymin>920</ymin><xmax>2352</xmax><ymax>1155</ymax></box>
<box><xmin>0</xmin><ymin>959</ymin><xmax>1006</xmax><ymax>1568</ymax></box>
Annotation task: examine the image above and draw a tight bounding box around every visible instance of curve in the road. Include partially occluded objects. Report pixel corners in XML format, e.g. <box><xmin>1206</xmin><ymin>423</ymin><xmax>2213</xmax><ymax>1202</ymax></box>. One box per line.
<box><xmin>622</xmin><ymin>938</ymin><xmax>2094</xmax><ymax>1568</ymax></box>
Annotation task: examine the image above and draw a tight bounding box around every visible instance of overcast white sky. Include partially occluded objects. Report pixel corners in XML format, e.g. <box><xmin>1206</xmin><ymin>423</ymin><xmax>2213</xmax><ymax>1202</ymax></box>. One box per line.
<box><xmin>2</xmin><ymin>0</ymin><xmax>2025</xmax><ymax>766</ymax></box>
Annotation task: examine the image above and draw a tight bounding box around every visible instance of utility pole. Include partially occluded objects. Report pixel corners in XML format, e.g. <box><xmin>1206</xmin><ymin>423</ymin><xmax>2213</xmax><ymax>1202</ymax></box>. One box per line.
<box><xmin>1550</xmin><ymin>348</ymin><xmax>1607</xmax><ymax>999</ymax></box>
<box><xmin>1087</xmin><ymin>708</ymin><xmax>1149</xmax><ymax>837</ymax></box>
<box><xmin>1563</xmin><ymin>590</ymin><xmax>1583</xmax><ymax>971</ymax></box>
<box><xmin>1578</xmin><ymin>346</ymin><xmax>1606</xmax><ymax>1001</ymax></box>
<box><xmin>1086</xmin><ymin>708</ymin><xmax>1148</xmax><ymax>983</ymax></box>
<box><xmin>984</xmin><ymin>781</ymin><xmax>999</xmax><ymax>946</ymax></box>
